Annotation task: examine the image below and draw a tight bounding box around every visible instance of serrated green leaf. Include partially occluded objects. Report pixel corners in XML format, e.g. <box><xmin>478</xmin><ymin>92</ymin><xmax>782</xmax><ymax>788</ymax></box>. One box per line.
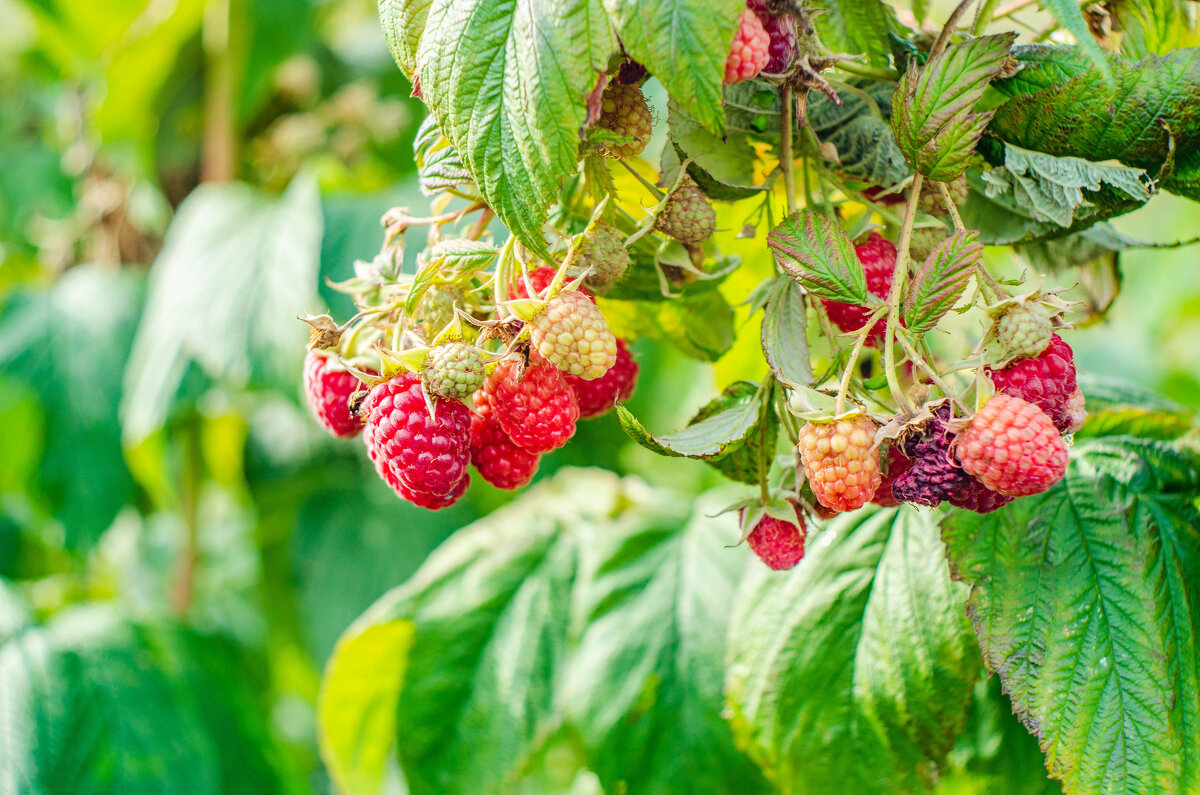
<box><xmin>603</xmin><ymin>289</ymin><xmax>736</xmax><ymax>360</ymax></box>
<box><xmin>1110</xmin><ymin>0</ymin><xmax>1200</xmax><ymax>58</ymax></box>
<box><xmin>767</xmin><ymin>210</ymin><xmax>871</xmax><ymax>304</ymax></box>
<box><xmin>903</xmin><ymin>230</ymin><xmax>982</xmax><ymax>333</ymax></box>
<box><xmin>412</xmin><ymin>115</ymin><xmax>477</xmax><ymax>198</ymax></box>
<box><xmin>991</xmin><ymin>44</ymin><xmax>1095</xmax><ymax>98</ymax></box>
<box><xmin>670</xmin><ymin>142</ymin><xmax>764</xmax><ymax>201</ymax></box>
<box><xmin>617</xmin><ymin>382</ymin><xmax>761</xmax><ymax>460</ymax></box>
<box><xmin>0</xmin><ymin>266</ymin><xmax>144</xmax><ymax>549</ymax></box>
<box><xmin>891</xmin><ymin>34</ymin><xmax>1016</xmax><ymax>180</ymax></box>
<box><xmin>122</xmin><ymin>176</ymin><xmax>322</xmax><ymax>442</ymax></box>
<box><xmin>1038</xmin><ymin>0</ymin><xmax>1112</xmax><ymax>78</ymax></box>
<box><xmin>318</xmin><ymin>471</ymin><xmax>767</xmax><ymax>795</ymax></box>
<box><xmin>988</xmin><ymin>48</ymin><xmax>1200</xmax><ymax>201</ymax></box>
<box><xmin>809</xmin><ymin>80</ymin><xmax>911</xmax><ymax>187</ymax></box>
<box><xmin>602</xmin><ymin>0</ymin><xmax>741</xmax><ymax>135</ymax></box>
<box><xmin>1074</xmin><ymin>374</ymin><xmax>1196</xmax><ymax>440</ymax></box>
<box><xmin>812</xmin><ymin>0</ymin><xmax>895</xmax><ymax>69</ymax></box>
<box><xmin>414</xmin><ymin>0</ymin><xmax>617</xmax><ymax>255</ymax></box>
<box><xmin>760</xmin><ymin>277</ymin><xmax>813</xmax><ymax>389</ymax></box>
<box><xmin>942</xmin><ymin>435</ymin><xmax>1200</xmax><ymax>795</ymax></box>
<box><xmin>726</xmin><ymin>507</ymin><xmax>978</xmax><ymax>792</ymax></box>
<box><xmin>379</xmin><ymin>0</ymin><xmax>432</xmax><ymax>80</ymax></box>
<box><xmin>688</xmin><ymin>382</ymin><xmax>777</xmax><ymax>484</ymax></box>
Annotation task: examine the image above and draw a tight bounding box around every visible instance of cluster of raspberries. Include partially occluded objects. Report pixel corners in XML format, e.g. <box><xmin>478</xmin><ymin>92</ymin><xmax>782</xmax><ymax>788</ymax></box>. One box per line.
<box><xmin>302</xmin><ymin>269</ymin><xmax>638</xmax><ymax>510</ymax></box>
<box><xmin>726</xmin><ymin>0</ymin><xmax>798</xmax><ymax>84</ymax></box>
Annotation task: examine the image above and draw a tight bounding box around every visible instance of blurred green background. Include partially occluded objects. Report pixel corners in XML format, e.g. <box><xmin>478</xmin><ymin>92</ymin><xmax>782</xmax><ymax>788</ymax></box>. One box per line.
<box><xmin>0</xmin><ymin>0</ymin><xmax>1196</xmax><ymax>792</ymax></box>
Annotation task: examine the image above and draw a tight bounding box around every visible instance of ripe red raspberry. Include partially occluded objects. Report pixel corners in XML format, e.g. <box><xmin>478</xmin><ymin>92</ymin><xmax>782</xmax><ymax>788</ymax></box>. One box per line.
<box><xmin>988</xmin><ymin>334</ymin><xmax>1077</xmax><ymax>433</ymax></box>
<box><xmin>530</xmin><ymin>290</ymin><xmax>618</xmax><ymax>380</ymax></box>
<box><xmin>483</xmin><ymin>359</ymin><xmax>579</xmax><ymax>454</ymax></box>
<box><xmin>872</xmin><ymin>446</ymin><xmax>912</xmax><ymax>508</ymax></box>
<box><xmin>509</xmin><ymin>267</ymin><xmax>594</xmax><ymax>302</ymax></box>
<box><xmin>892</xmin><ymin>406</ymin><xmax>971</xmax><ymax>507</ymax></box>
<box><xmin>798</xmin><ymin>415</ymin><xmax>882</xmax><ymax>512</ymax></box>
<box><xmin>470</xmin><ymin>393</ymin><xmax>540</xmax><ymax>489</ymax></box>
<box><xmin>655</xmin><ymin>181</ymin><xmax>716</xmax><ymax>244</ymax></box>
<box><xmin>820</xmin><ymin>232</ymin><xmax>896</xmax><ymax>347</ymax></box>
<box><xmin>956</xmin><ymin>394</ymin><xmax>1068</xmax><ymax>497</ymax></box>
<box><xmin>596</xmin><ymin>83</ymin><xmax>653</xmax><ymax>158</ymax></box>
<box><xmin>364</xmin><ymin>406</ymin><xmax>470</xmax><ymax>509</ymax></box>
<box><xmin>565</xmin><ymin>339</ymin><xmax>639</xmax><ymax>418</ymax></box>
<box><xmin>303</xmin><ymin>351</ymin><xmax>367</xmax><ymax>438</ymax></box>
<box><xmin>747</xmin><ymin>0</ymin><xmax>796</xmax><ymax>73</ymax></box>
<box><xmin>361</xmin><ymin>373</ymin><xmax>472</xmax><ymax>499</ymax></box>
<box><xmin>744</xmin><ymin>508</ymin><xmax>807</xmax><ymax>570</ymax></box>
<box><xmin>945</xmin><ymin>478</ymin><xmax>1013</xmax><ymax>514</ymax></box>
<box><xmin>724</xmin><ymin>9</ymin><xmax>770</xmax><ymax>84</ymax></box>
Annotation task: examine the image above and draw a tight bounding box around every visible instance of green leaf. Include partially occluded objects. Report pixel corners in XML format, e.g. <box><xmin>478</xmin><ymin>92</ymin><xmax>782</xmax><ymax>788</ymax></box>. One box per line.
<box><xmin>617</xmin><ymin>381</ymin><xmax>762</xmax><ymax>460</ymax></box>
<box><xmin>1075</xmin><ymin>374</ymin><xmax>1196</xmax><ymax>440</ymax></box>
<box><xmin>991</xmin><ymin>44</ymin><xmax>1095</xmax><ymax>98</ymax></box>
<box><xmin>414</xmin><ymin>0</ymin><xmax>617</xmax><ymax>255</ymax></box>
<box><xmin>602</xmin><ymin>0</ymin><xmax>741</xmax><ymax>135</ymax></box>
<box><xmin>379</xmin><ymin>0</ymin><xmax>433</xmax><ymax>80</ymax></box>
<box><xmin>413</xmin><ymin>115</ymin><xmax>477</xmax><ymax>198</ymax></box>
<box><xmin>903</xmin><ymin>230</ymin><xmax>983</xmax><ymax>333</ymax></box>
<box><xmin>891</xmin><ymin>34</ymin><xmax>1017</xmax><ymax>181</ymax></box>
<box><xmin>669</xmin><ymin>142</ymin><xmax>764</xmax><ymax>201</ymax></box>
<box><xmin>760</xmin><ymin>277</ymin><xmax>813</xmax><ymax>389</ymax></box>
<box><xmin>988</xmin><ymin>49</ymin><xmax>1200</xmax><ymax>201</ymax></box>
<box><xmin>726</xmin><ymin>507</ymin><xmax>979</xmax><ymax>792</ymax></box>
<box><xmin>0</xmin><ymin>607</ymin><xmax>304</xmax><ymax>794</ymax></box>
<box><xmin>809</xmin><ymin>80</ymin><xmax>911</xmax><ymax>188</ymax></box>
<box><xmin>1109</xmin><ymin>0</ymin><xmax>1200</xmax><ymax>58</ymax></box>
<box><xmin>767</xmin><ymin>210</ymin><xmax>872</xmax><ymax>304</ymax></box>
<box><xmin>811</xmin><ymin>0</ymin><xmax>895</xmax><ymax>69</ymax></box>
<box><xmin>121</xmin><ymin>176</ymin><xmax>323</xmax><ymax>442</ymax></box>
<box><xmin>0</xmin><ymin>266</ymin><xmax>144</xmax><ymax>549</ymax></box>
<box><xmin>1036</xmin><ymin>0</ymin><xmax>1112</xmax><ymax>78</ymax></box>
<box><xmin>318</xmin><ymin>470</ymin><xmax>766</xmax><ymax>795</ymax></box>
<box><xmin>603</xmin><ymin>290</ymin><xmax>735</xmax><ymax>360</ymax></box>
<box><xmin>941</xmin><ymin>435</ymin><xmax>1200</xmax><ymax>794</ymax></box>
<box><xmin>689</xmin><ymin>382</ymin><xmax>777</xmax><ymax>484</ymax></box>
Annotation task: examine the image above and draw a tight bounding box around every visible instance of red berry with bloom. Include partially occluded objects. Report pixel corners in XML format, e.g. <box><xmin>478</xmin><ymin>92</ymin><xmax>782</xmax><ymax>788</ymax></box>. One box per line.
<box><xmin>565</xmin><ymin>339</ymin><xmax>639</xmax><ymax>418</ymax></box>
<box><xmin>470</xmin><ymin>394</ymin><xmax>541</xmax><ymax>490</ymax></box>
<box><xmin>988</xmin><ymin>333</ymin><xmax>1077</xmax><ymax>433</ymax></box>
<box><xmin>956</xmin><ymin>394</ymin><xmax>1068</xmax><ymax>497</ymax></box>
<box><xmin>361</xmin><ymin>373</ymin><xmax>472</xmax><ymax>500</ymax></box>
<box><xmin>820</xmin><ymin>233</ymin><xmax>897</xmax><ymax>347</ymax></box>
<box><xmin>745</xmin><ymin>508</ymin><xmax>807</xmax><ymax>570</ymax></box>
<box><xmin>483</xmin><ymin>358</ymin><xmax>579</xmax><ymax>454</ymax></box>
<box><xmin>303</xmin><ymin>351</ymin><xmax>367</xmax><ymax>438</ymax></box>
<box><xmin>724</xmin><ymin>9</ymin><xmax>770</xmax><ymax>84</ymax></box>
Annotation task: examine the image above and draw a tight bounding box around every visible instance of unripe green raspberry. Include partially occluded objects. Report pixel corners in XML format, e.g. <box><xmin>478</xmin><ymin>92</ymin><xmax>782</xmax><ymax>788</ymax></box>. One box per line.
<box><xmin>994</xmin><ymin>303</ymin><xmax>1053</xmax><ymax>363</ymax></box>
<box><xmin>909</xmin><ymin>226</ymin><xmax>944</xmax><ymax>262</ymax></box>
<box><xmin>918</xmin><ymin>176</ymin><xmax>968</xmax><ymax>216</ymax></box>
<box><xmin>655</xmin><ymin>182</ymin><xmax>715</xmax><ymax>244</ymax></box>
<box><xmin>423</xmin><ymin>342</ymin><xmax>485</xmax><ymax>398</ymax></box>
<box><xmin>412</xmin><ymin>288</ymin><xmax>459</xmax><ymax>339</ymax></box>
<box><xmin>574</xmin><ymin>224</ymin><xmax>630</xmax><ymax>294</ymax></box>
<box><xmin>530</xmin><ymin>290</ymin><xmax>617</xmax><ymax>380</ymax></box>
<box><xmin>597</xmin><ymin>83</ymin><xmax>652</xmax><ymax>159</ymax></box>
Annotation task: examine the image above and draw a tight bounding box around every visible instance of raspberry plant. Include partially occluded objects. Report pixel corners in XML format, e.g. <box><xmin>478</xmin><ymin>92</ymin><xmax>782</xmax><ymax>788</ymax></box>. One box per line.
<box><xmin>307</xmin><ymin>1</ymin><xmax>1200</xmax><ymax>793</ymax></box>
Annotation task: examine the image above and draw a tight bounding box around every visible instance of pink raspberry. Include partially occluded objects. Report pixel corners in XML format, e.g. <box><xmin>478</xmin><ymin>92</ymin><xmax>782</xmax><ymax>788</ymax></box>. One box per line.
<box><xmin>745</xmin><ymin>507</ymin><xmax>807</xmax><ymax>570</ymax></box>
<box><xmin>303</xmin><ymin>351</ymin><xmax>367</xmax><ymax>438</ymax></box>
<box><xmin>820</xmin><ymin>233</ymin><xmax>897</xmax><ymax>347</ymax></box>
<box><xmin>470</xmin><ymin>393</ymin><xmax>540</xmax><ymax>490</ymax></box>
<box><xmin>564</xmin><ymin>339</ymin><xmax>639</xmax><ymax>418</ymax></box>
<box><xmin>483</xmin><ymin>358</ymin><xmax>579</xmax><ymax>454</ymax></box>
<box><xmin>724</xmin><ymin>9</ymin><xmax>770</xmax><ymax>84</ymax></box>
<box><xmin>798</xmin><ymin>415</ymin><xmax>882</xmax><ymax>512</ymax></box>
<box><xmin>747</xmin><ymin>0</ymin><xmax>797</xmax><ymax>73</ymax></box>
<box><xmin>361</xmin><ymin>373</ymin><xmax>472</xmax><ymax>501</ymax></box>
<box><xmin>509</xmin><ymin>267</ymin><xmax>594</xmax><ymax>302</ymax></box>
<box><xmin>987</xmin><ymin>333</ymin><xmax>1077</xmax><ymax>433</ymax></box>
<box><xmin>956</xmin><ymin>394</ymin><xmax>1068</xmax><ymax>497</ymax></box>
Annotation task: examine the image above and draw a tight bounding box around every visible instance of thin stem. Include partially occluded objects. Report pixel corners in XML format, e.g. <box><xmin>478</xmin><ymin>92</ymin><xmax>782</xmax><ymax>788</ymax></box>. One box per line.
<box><xmin>781</xmin><ymin>85</ymin><xmax>797</xmax><ymax>215</ymax></box>
<box><xmin>931</xmin><ymin>0</ymin><xmax>979</xmax><ymax>60</ymax></box>
<box><xmin>896</xmin><ymin>332</ymin><xmax>969</xmax><ymax>412</ymax></box>
<box><xmin>937</xmin><ymin>181</ymin><xmax>966</xmax><ymax>231</ymax></box>
<box><xmin>835</xmin><ymin>309</ymin><xmax>886</xmax><ymax>414</ymax></box>
<box><xmin>616</xmin><ymin>158</ymin><xmax>665</xmax><ymax>200</ymax></box>
<box><xmin>757</xmin><ymin>379</ymin><xmax>774</xmax><ymax>505</ymax></box>
<box><xmin>170</xmin><ymin>418</ymin><xmax>203</xmax><ymax>617</ymax></box>
<box><xmin>467</xmin><ymin>207</ymin><xmax>494</xmax><ymax>241</ymax></box>
<box><xmin>972</xmin><ymin>0</ymin><xmax>1003</xmax><ymax>34</ymax></box>
<box><xmin>201</xmin><ymin>0</ymin><xmax>238</xmax><ymax>181</ymax></box>
<box><xmin>883</xmin><ymin>173</ymin><xmax>924</xmax><ymax>415</ymax></box>
<box><xmin>834</xmin><ymin>61</ymin><xmax>901</xmax><ymax>81</ymax></box>
<box><xmin>974</xmin><ymin>262</ymin><xmax>1005</xmax><ymax>303</ymax></box>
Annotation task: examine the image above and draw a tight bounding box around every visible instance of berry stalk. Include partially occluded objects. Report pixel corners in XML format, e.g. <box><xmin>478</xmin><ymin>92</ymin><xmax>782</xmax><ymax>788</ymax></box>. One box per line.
<box><xmin>883</xmin><ymin>172</ymin><xmax>925</xmax><ymax>415</ymax></box>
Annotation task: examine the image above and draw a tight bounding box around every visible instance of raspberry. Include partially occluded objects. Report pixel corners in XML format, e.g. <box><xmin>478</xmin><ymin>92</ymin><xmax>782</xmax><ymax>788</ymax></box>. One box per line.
<box><xmin>422</xmin><ymin>342</ymin><xmax>485</xmax><ymax>399</ymax></box>
<box><xmin>483</xmin><ymin>359</ymin><xmax>579</xmax><ymax>454</ymax></box>
<box><xmin>1065</xmin><ymin>386</ymin><xmax>1087</xmax><ymax>433</ymax></box>
<box><xmin>303</xmin><ymin>351</ymin><xmax>367</xmax><ymax>438</ymax></box>
<box><xmin>891</xmin><ymin>406</ymin><xmax>970</xmax><ymax>507</ymax></box>
<box><xmin>747</xmin><ymin>0</ymin><xmax>797</xmax><ymax>73</ymax></box>
<box><xmin>988</xmin><ymin>334</ymin><xmax>1077</xmax><ymax>433</ymax></box>
<box><xmin>574</xmin><ymin>224</ymin><xmax>630</xmax><ymax>294</ymax></box>
<box><xmin>872</xmin><ymin>446</ymin><xmax>912</xmax><ymax>508</ymax></box>
<box><xmin>956</xmin><ymin>394</ymin><xmax>1068</xmax><ymax>497</ymax></box>
<box><xmin>399</xmin><ymin>471</ymin><xmax>470</xmax><ymax>509</ymax></box>
<box><xmin>819</xmin><ymin>232</ymin><xmax>896</xmax><ymax>347</ymax></box>
<box><xmin>655</xmin><ymin>181</ymin><xmax>716</xmax><ymax>244</ymax></box>
<box><xmin>530</xmin><ymin>290</ymin><xmax>618</xmax><ymax>380</ymax></box>
<box><xmin>470</xmin><ymin>393</ymin><xmax>540</xmax><ymax>489</ymax></box>
<box><xmin>993</xmin><ymin>303</ymin><xmax>1053</xmax><ymax>364</ymax></box>
<box><xmin>745</xmin><ymin>508</ymin><xmax>807</xmax><ymax>570</ymax></box>
<box><xmin>724</xmin><ymin>9</ymin><xmax>770</xmax><ymax>84</ymax></box>
<box><xmin>945</xmin><ymin>478</ymin><xmax>1013</xmax><ymax>514</ymax></box>
<box><xmin>412</xmin><ymin>287</ymin><xmax>459</xmax><ymax>339</ymax></box>
<box><xmin>909</xmin><ymin>226</ymin><xmax>944</xmax><ymax>263</ymax></box>
<box><xmin>361</xmin><ymin>373</ymin><xmax>472</xmax><ymax>499</ymax></box>
<box><xmin>798</xmin><ymin>415</ymin><xmax>882</xmax><ymax>512</ymax></box>
<box><xmin>509</xmin><ymin>267</ymin><xmax>594</xmax><ymax>302</ymax></box>
<box><xmin>918</xmin><ymin>176</ymin><xmax>968</xmax><ymax>216</ymax></box>
<box><xmin>565</xmin><ymin>339</ymin><xmax>639</xmax><ymax>418</ymax></box>
<box><xmin>596</xmin><ymin>83</ymin><xmax>653</xmax><ymax>158</ymax></box>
